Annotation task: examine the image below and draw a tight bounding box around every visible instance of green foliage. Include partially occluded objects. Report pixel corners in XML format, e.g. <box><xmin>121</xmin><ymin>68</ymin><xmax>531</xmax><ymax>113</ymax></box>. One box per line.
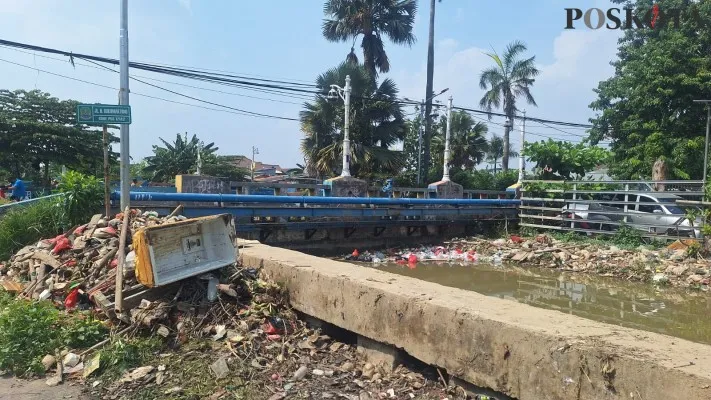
<box><xmin>0</xmin><ymin>200</ymin><xmax>66</xmax><ymax>261</ymax></box>
<box><xmin>485</xmin><ymin>134</ymin><xmax>518</xmax><ymax>174</ymax></box>
<box><xmin>98</xmin><ymin>337</ymin><xmax>162</xmax><ymax>380</ymax></box>
<box><xmin>611</xmin><ymin>225</ymin><xmax>644</xmax><ymax>248</ymax></box>
<box><xmin>0</xmin><ymin>89</ymin><xmax>118</xmax><ymax>186</ymax></box>
<box><xmin>479</xmin><ymin>41</ymin><xmax>539</xmax><ymax>170</ymax></box>
<box><xmin>588</xmin><ymin>0</ymin><xmax>711</xmax><ymax>179</ymax></box>
<box><xmin>300</xmin><ymin>62</ymin><xmax>406</xmax><ymax>179</ymax></box>
<box><xmin>144</xmin><ymin>133</ymin><xmax>218</xmax><ymax>182</ymax></box>
<box><xmin>431</xmin><ymin>111</ymin><xmax>489</xmax><ymax>172</ymax></box>
<box><xmin>200</xmin><ymin>156</ymin><xmax>250</xmax><ymax>181</ymax></box>
<box><xmin>0</xmin><ymin>299</ymin><xmax>60</xmax><ymax>375</ymax></box>
<box><xmin>524</xmin><ymin>139</ymin><xmax>611</xmax><ymax>180</ymax></box>
<box><xmin>57</xmin><ymin>171</ymin><xmax>103</xmax><ymax>226</ymax></box>
<box><xmin>0</xmin><ymin>296</ymin><xmax>108</xmax><ymax>377</ymax></box>
<box><xmin>322</xmin><ymin>0</ymin><xmax>417</xmax><ymax>77</ymax></box>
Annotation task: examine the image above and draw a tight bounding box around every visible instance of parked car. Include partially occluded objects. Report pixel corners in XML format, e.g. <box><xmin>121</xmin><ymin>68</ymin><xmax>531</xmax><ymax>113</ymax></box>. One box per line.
<box><xmin>562</xmin><ymin>192</ymin><xmax>702</xmax><ymax>238</ymax></box>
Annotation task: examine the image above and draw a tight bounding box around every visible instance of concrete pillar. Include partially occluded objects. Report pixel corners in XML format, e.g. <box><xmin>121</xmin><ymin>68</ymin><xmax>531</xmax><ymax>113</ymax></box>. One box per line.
<box><xmin>356</xmin><ymin>335</ymin><xmax>402</xmax><ymax>373</ymax></box>
<box><xmin>427</xmin><ymin>180</ymin><xmax>464</xmax><ymax>199</ymax></box>
<box><xmin>323</xmin><ymin>176</ymin><xmax>368</xmax><ymax>197</ymax></box>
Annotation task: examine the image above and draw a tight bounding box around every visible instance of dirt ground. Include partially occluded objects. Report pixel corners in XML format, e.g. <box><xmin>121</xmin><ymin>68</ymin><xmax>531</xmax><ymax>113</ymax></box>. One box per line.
<box><xmin>0</xmin><ymin>377</ymin><xmax>90</xmax><ymax>400</ymax></box>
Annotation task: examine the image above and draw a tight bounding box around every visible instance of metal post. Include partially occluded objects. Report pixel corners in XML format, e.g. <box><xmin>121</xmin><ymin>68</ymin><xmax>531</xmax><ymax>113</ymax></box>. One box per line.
<box><xmin>251</xmin><ymin>146</ymin><xmax>258</xmax><ymax>181</ymax></box>
<box><xmin>103</xmin><ymin>125</ymin><xmax>110</xmax><ymax>218</ymax></box>
<box><xmin>704</xmin><ymin>106</ymin><xmax>711</xmax><ymax>188</ymax></box>
<box><xmin>518</xmin><ymin>111</ymin><xmax>526</xmax><ymax>183</ymax></box>
<box><xmin>442</xmin><ymin>96</ymin><xmax>453</xmax><ymax>182</ymax></box>
<box><xmin>196</xmin><ymin>142</ymin><xmax>202</xmax><ymax>175</ymax></box>
<box><xmin>570</xmin><ymin>183</ymin><xmax>577</xmax><ymax>229</ymax></box>
<box><xmin>119</xmin><ymin>0</ymin><xmax>130</xmax><ymax>210</ymax></box>
<box><xmin>341</xmin><ymin>75</ymin><xmax>352</xmax><ymax>177</ymax></box>
<box><xmin>623</xmin><ymin>183</ymin><xmax>629</xmax><ymax>223</ymax></box>
<box><xmin>417</xmin><ymin>99</ymin><xmax>424</xmax><ymax>185</ymax></box>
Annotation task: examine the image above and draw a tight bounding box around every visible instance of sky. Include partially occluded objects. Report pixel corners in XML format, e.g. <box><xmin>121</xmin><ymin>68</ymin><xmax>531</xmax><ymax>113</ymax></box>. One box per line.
<box><xmin>0</xmin><ymin>0</ymin><xmax>621</xmax><ymax>169</ymax></box>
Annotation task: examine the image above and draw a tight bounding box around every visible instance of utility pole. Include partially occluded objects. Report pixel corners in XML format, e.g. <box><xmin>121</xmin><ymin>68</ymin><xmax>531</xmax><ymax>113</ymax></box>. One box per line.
<box><xmin>327</xmin><ymin>75</ymin><xmax>352</xmax><ymax>177</ymax></box>
<box><xmin>694</xmin><ymin>100</ymin><xmax>711</xmax><ymax>189</ymax></box>
<box><xmin>251</xmin><ymin>146</ymin><xmax>259</xmax><ymax>181</ymax></box>
<box><xmin>442</xmin><ymin>96</ymin><xmax>453</xmax><ymax>182</ymax></box>
<box><xmin>196</xmin><ymin>143</ymin><xmax>203</xmax><ymax>175</ymax></box>
<box><xmin>417</xmin><ymin>99</ymin><xmax>424</xmax><ymax>185</ymax></box>
<box><xmin>518</xmin><ymin>110</ymin><xmax>526</xmax><ymax>183</ymax></box>
<box><xmin>103</xmin><ymin>125</ymin><xmax>110</xmax><ymax>218</ymax></box>
<box><xmin>119</xmin><ymin>0</ymin><xmax>130</xmax><ymax>210</ymax></box>
<box><xmin>422</xmin><ymin>0</ymin><xmax>436</xmax><ymax>184</ymax></box>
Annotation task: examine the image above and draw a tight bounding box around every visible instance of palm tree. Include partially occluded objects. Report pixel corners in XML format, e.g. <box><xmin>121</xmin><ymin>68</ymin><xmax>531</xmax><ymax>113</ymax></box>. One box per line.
<box><xmin>322</xmin><ymin>0</ymin><xmax>417</xmax><ymax>78</ymax></box>
<box><xmin>479</xmin><ymin>40</ymin><xmax>539</xmax><ymax>172</ymax></box>
<box><xmin>486</xmin><ymin>134</ymin><xmax>519</xmax><ymax>174</ymax></box>
<box><xmin>431</xmin><ymin>111</ymin><xmax>489</xmax><ymax>172</ymax></box>
<box><xmin>300</xmin><ymin>62</ymin><xmax>406</xmax><ymax>179</ymax></box>
<box><xmin>143</xmin><ymin>133</ymin><xmax>217</xmax><ymax>182</ymax></box>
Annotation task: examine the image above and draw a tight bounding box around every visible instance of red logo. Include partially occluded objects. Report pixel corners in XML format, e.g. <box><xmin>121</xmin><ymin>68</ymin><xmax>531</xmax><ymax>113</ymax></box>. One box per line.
<box><xmin>651</xmin><ymin>4</ymin><xmax>660</xmax><ymax>28</ymax></box>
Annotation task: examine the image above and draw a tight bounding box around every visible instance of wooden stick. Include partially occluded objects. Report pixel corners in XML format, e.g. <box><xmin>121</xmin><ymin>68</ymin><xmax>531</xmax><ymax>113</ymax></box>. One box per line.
<box><xmin>167</xmin><ymin>204</ymin><xmax>183</xmax><ymax>218</ymax></box>
<box><xmin>114</xmin><ymin>206</ymin><xmax>130</xmax><ymax>314</ymax></box>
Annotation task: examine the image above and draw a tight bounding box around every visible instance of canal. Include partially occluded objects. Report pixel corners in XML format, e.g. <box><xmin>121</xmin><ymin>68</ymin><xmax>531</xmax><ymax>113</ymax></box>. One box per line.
<box><xmin>365</xmin><ymin>261</ymin><xmax>711</xmax><ymax>345</ymax></box>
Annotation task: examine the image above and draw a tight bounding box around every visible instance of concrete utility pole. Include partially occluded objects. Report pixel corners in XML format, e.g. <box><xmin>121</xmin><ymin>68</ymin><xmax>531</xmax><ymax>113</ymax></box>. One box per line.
<box><xmin>251</xmin><ymin>146</ymin><xmax>259</xmax><ymax>181</ymax></box>
<box><xmin>518</xmin><ymin>110</ymin><xmax>526</xmax><ymax>183</ymax></box>
<box><xmin>119</xmin><ymin>0</ymin><xmax>130</xmax><ymax>210</ymax></box>
<box><xmin>196</xmin><ymin>143</ymin><xmax>203</xmax><ymax>175</ymax></box>
<box><xmin>417</xmin><ymin>99</ymin><xmax>424</xmax><ymax>185</ymax></box>
<box><xmin>442</xmin><ymin>96</ymin><xmax>453</xmax><ymax>182</ymax></box>
<box><xmin>694</xmin><ymin>100</ymin><xmax>711</xmax><ymax>188</ymax></box>
<box><xmin>327</xmin><ymin>75</ymin><xmax>352</xmax><ymax>177</ymax></box>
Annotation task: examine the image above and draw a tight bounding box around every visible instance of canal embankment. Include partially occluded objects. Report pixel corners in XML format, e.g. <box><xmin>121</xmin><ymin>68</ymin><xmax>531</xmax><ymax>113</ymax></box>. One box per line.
<box><xmin>240</xmin><ymin>239</ymin><xmax>711</xmax><ymax>400</ymax></box>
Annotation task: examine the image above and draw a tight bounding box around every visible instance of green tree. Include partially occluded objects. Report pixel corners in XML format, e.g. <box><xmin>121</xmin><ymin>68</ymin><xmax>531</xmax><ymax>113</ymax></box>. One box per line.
<box><xmin>479</xmin><ymin>41</ymin><xmax>539</xmax><ymax>172</ymax></box>
<box><xmin>588</xmin><ymin>0</ymin><xmax>711</xmax><ymax>180</ymax></box>
<box><xmin>485</xmin><ymin>134</ymin><xmax>518</xmax><ymax>174</ymax></box>
<box><xmin>143</xmin><ymin>133</ymin><xmax>218</xmax><ymax>182</ymax></box>
<box><xmin>200</xmin><ymin>156</ymin><xmax>249</xmax><ymax>181</ymax></box>
<box><xmin>0</xmin><ymin>89</ymin><xmax>118</xmax><ymax>186</ymax></box>
<box><xmin>431</xmin><ymin>111</ymin><xmax>489</xmax><ymax>172</ymax></box>
<box><xmin>524</xmin><ymin>139</ymin><xmax>611</xmax><ymax>180</ymax></box>
<box><xmin>322</xmin><ymin>0</ymin><xmax>417</xmax><ymax>78</ymax></box>
<box><xmin>300</xmin><ymin>62</ymin><xmax>406</xmax><ymax>179</ymax></box>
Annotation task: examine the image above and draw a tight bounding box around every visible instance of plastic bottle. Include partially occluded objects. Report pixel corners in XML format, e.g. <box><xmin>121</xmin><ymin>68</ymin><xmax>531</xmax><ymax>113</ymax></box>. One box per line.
<box><xmin>207</xmin><ymin>276</ymin><xmax>218</xmax><ymax>302</ymax></box>
<box><xmin>493</xmin><ymin>251</ymin><xmax>503</xmax><ymax>266</ymax></box>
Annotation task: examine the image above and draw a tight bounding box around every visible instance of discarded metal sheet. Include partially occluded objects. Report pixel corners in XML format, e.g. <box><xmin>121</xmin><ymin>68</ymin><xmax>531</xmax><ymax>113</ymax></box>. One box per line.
<box><xmin>134</xmin><ymin>214</ymin><xmax>238</xmax><ymax>287</ymax></box>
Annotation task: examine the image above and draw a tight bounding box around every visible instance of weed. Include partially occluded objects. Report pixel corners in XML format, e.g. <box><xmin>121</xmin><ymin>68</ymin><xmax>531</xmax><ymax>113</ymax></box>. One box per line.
<box><xmin>686</xmin><ymin>241</ymin><xmax>702</xmax><ymax>259</ymax></box>
<box><xmin>610</xmin><ymin>225</ymin><xmax>644</xmax><ymax>248</ymax></box>
<box><xmin>57</xmin><ymin>171</ymin><xmax>103</xmax><ymax>226</ymax></box>
<box><xmin>97</xmin><ymin>337</ymin><xmax>163</xmax><ymax>381</ymax></box>
<box><xmin>0</xmin><ymin>199</ymin><xmax>67</xmax><ymax>260</ymax></box>
<box><xmin>61</xmin><ymin>314</ymin><xmax>108</xmax><ymax>350</ymax></box>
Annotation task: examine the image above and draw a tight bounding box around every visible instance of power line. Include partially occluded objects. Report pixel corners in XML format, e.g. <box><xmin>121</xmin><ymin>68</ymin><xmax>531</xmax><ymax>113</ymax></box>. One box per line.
<box><xmin>0</xmin><ymin>57</ymin><xmax>300</xmax><ymax>121</ymax></box>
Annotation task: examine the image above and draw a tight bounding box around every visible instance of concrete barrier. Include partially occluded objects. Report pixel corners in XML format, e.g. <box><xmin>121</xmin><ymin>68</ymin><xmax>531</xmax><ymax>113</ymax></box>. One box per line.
<box><xmin>239</xmin><ymin>241</ymin><xmax>711</xmax><ymax>400</ymax></box>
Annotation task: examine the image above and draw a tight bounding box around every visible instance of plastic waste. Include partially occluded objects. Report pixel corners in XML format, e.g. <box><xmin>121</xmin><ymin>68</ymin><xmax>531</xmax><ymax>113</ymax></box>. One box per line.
<box><xmin>206</xmin><ymin>275</ymin><xmax>218</xmax><ymax>301</ymax></box>
<box><xmin>51</xmin><ymin>236</ymin><xmax>72</xmax><ymax>254</ymax></box>
<box><xmin>352</xmin><ymin>249</ymin><xmax>360</xmax><ymax>258</ymax></box>
<box><xmin>493</xmin><ymin>251</ymin><xmax>503</xmax><ymax>266</ymax></box>
<box><xmin>64</xmin><ymin>288</ymin><xmax>80</xmax><ymax>309</ymax></box>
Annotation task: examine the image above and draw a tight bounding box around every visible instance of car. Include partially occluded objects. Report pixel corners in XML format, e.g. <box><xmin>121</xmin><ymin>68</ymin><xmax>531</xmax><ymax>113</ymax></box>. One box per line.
<box><xmin>562</xmin><ymin>192</ymin><xmax>702</xmax><ymax>238</ymax></box>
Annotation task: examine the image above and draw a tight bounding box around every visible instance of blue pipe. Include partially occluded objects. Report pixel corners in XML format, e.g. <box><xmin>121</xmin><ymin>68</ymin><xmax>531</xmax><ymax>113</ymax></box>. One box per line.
<box><xmin>117</xmin><ymin>191</ymin><xmax>520</xmax><ymax>206</ymax></box>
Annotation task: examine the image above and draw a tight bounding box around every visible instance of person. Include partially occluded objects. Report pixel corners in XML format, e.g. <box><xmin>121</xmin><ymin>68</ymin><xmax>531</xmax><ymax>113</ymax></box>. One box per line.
<box><xmin>131</xmin><ymin>178</ymin><xmax>138</xmax><ymax>187</ymax></box>
<box><xmin>8</xmin><ymin>176</ymin><xmax>26</xmax><ymax>201</ymax></box>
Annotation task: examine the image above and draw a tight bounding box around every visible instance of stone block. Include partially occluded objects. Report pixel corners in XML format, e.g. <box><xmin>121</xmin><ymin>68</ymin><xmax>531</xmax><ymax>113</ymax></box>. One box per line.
<box><xmin>356</xmin><ymin>335</ymin><xmax>401</xmax><ymax>373</ymax></box>
<box><xmin>324</xmin><ymin>176</ymin><xmax>368</xmax><ymax>198</ymax></box>
<box><xmin>427</xmin><ymin>180</ymin><xmax>463</xmax><ymax>199</ymax></box>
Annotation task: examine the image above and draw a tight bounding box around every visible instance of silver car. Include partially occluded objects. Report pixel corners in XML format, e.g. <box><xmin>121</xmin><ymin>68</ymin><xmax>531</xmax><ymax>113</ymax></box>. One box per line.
<box><xmin>562</xmin><ymin>193</ymin><xmax>702</xmax><ymax>238</ymax></box>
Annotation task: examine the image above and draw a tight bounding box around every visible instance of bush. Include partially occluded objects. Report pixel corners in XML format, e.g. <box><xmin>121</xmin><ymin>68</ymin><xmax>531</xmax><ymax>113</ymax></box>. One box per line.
<box><xmin>0</xmin><ymin>199</ymin><xmax>66</xmax><ymax>260</ymax></box>
<box><xmin>0</xmin><ymin>296</ymin><xmax>108</xmax><ymax>377</ymax></box>
<box><xmin>57</xmin><ymin>171</ymin><xmax>103</xmax><ymax>226</ymax></box>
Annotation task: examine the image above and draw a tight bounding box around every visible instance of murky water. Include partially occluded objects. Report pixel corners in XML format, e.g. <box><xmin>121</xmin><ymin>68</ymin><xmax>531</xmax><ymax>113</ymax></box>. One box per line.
<box><xmin>370</xmin><ymin>262</ymin><xmax>711</xmax><ymax>345</ymax></box>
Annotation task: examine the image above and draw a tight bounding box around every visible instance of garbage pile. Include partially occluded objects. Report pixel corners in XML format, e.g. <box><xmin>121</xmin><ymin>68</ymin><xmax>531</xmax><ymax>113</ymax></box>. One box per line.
<box><xmin>344</xmin><ymin>234</ymin><xmax>711</xmax><ymax>289</ymax></box>
<box><xmin>0</xmin><ymin>210</ymin><xmax>186</xmax><ymax>308</ymax></box>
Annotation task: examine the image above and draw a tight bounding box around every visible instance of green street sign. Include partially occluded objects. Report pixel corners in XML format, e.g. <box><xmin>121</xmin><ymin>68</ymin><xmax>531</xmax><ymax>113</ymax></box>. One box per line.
<box><xmin>77</xmin><ymin>104</ymin><xmax>132</xmax><ymax>125</ymax></box>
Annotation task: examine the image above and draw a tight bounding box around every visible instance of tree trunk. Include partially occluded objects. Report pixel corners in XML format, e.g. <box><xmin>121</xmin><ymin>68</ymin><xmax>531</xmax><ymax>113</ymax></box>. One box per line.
<box><xmin>653</xmin><ymin>157</ymin><xmax>667</xmax><ymax>191</ymax></box>
<box><xmin>502</xmin><ymin>119</ymin><xmax>511</xmax><ymax>172</ymax></box>
<box><xmin>421</xmin><ymin>0</ymin><xmax>436</xmax><ymax>182</ymax></box>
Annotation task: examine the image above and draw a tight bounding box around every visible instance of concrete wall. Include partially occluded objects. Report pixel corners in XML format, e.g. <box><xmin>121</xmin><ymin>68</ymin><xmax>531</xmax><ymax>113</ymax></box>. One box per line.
<box><xmin>239</xmin><ymin>241</ymin><xmax>711</xmax><ymax>400</ymax></box>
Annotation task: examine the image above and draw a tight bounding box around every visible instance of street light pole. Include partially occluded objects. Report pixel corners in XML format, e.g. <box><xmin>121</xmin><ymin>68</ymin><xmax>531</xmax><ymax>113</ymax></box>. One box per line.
<box><xmin>341</xmin><ymin>75</ymin><xmax>352</xmax><ymax>177</ymax></box>
<box><xmin>417</xmin><ymin>99</ymin><xmax>424</xmax><ymax>185</ymax></box>
<box><xmin>518</xmin><ymin>110</ymin><xmax>526</xmax><ymax>183</ymax></box>
<box><xmin>119</xmin><ymin>0</ymin><xmax>130</xmax><ymax>210</ymax></box>
<box><xmin>694</xmin><ymin>100</ymin><xmax>711</xmax><ymax>188</ymax></box>
<box><xmin>251</xmin><ymin>146</ymin><xmax>259</xmax><ymax>181</ymax></box>
<box><xmin>442</xmin><ymin>96</ymin><xmax>453</xmax><ymax>182</ymax></box>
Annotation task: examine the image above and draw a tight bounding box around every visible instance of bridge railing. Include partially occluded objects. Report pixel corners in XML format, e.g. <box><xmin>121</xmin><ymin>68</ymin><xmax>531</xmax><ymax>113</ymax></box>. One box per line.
<box><xmin>519</xmin><ymin>179</ymin><xmax>705</xmax><ymax>241</ymax></box>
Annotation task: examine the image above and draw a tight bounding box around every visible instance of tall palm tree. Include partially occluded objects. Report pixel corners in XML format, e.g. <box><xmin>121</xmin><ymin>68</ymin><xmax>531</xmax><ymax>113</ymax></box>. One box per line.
<box><xmin>300</xmin><ymin>62</ymin><xmax>406</xmax><ymax>179</ymax></box>
<box><xmin>322</xmin><ymin>0</ymin><xmax>417</xmax><ymax>78</ymax></box>
<box><xmin>486</xmin><ymin>134</ymin><xmax>519</xmax><ymax>174</ymax></box>
<box><xmin>479</xmin><ymin>40</ymin><xmax>539</xmax><ymax>172</ymax></box>
<box><xmin>431</xmin><ymin>111</ymin><xmax>489</xmax><ymax>172</ymax></box>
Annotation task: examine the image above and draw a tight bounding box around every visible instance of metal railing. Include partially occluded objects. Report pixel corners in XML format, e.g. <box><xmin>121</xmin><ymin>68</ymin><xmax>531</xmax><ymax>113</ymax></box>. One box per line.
<box><xmin>0</xmin><ymin>193</ymin><xmax>64</xmax><ymax>216</ymax></box>
<box><xmin>519</xmin><ymin>180</ymin><xmax>704</xmax><ymax>241</ymax></box>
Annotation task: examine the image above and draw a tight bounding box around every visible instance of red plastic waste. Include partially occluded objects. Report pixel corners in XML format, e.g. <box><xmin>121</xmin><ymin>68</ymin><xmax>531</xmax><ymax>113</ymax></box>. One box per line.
<box><xmin>408</xmin><ymin>254</ymin><xmax>417</xmax><ymax>265</ymax></box>
<box><xmin>110</xmin><ymin>258</ymin><xmax>118</xmax><ymax>269</ymax></box>
<box><xmin>510</xmin><ymin>235</ymin><xmax>523</xmax><ymax>244</ymax></box>
<box><xmin>395</xmin><ymin>259</ymin><xmax>406</xmax><ymax>265</ymax></box>
<box><xmin>48</xmin><ymin>234</ymin><xmax>64</xmax><ymax>245</ymax></box>
<box><xmin>51</xmin><ymin>237</ymin><xmax>72</xmax><ymax>254</ymax></box>
<box><xmin>73</xmin><ymin>225</ymin><xmax>87</xmax><ymax>235</ymax></box>
<box><xmin>352</xmin><ymin>249</ymin><xmax>359</xmax><ymax>257</ymax></box>
<box><xmin>64</xmin><ymin>288</ymin><xmax>80</xmax><ymax>309</ymax></box>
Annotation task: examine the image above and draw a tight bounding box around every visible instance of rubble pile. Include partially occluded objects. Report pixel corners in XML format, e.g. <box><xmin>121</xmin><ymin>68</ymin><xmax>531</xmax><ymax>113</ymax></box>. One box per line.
<box><xmin>345</xmin><ymin>235</ymin><xmax>711</xmax><ymax>289</ymax></box>
<box><xmin>0</xmin><ymin>210</ymin><xmax>185</xmax><ymax>306</ymax></box>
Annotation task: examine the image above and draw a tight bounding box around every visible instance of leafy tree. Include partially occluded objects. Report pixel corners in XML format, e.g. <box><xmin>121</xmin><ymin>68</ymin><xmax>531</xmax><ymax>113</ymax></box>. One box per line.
<box><xmin>0</xmin><ymin>89</ymin><xmax>118</xmax><ymax>186</ymax></box>
<box><xmin>143</xmin><ymin>133</ymin><xmax>217</xmax><ymax>182</ymax></box>
<box><xmin>200</xmin><ymin>156</ymin><xmax>249</xmax><ymax>181</ymax></box>
<box><xmin>322</xmin><ymin>0</ymin><xmax>417</xmax><ymax>78</ymax></box>
<box><xmin>588</xmin><ymin>0</ymin><xmax>711</xmax><ymax>180</ymax></box>
<box><xmin>300</xmin><ymin>62</ymin><xmax>406</xmax><ymax>179</ymax></box>
<box><xmin>524</xmin><ymin>139</ymin><xmax>611</xmax><ymax>180</ymax></box>
<box><xmin>479</xmin><ymin>41</ymin><xmax>539</xmax><ymax>172</ymax></box>
<box><xmin>431</xmin><ymin>111</ymin><xmax>489</xmax><ymax>173</ymax></box>
<box><xmin>485</xmin><ymin>134</ymin><xmax>519</xmax><ymax>174</ymax></box>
